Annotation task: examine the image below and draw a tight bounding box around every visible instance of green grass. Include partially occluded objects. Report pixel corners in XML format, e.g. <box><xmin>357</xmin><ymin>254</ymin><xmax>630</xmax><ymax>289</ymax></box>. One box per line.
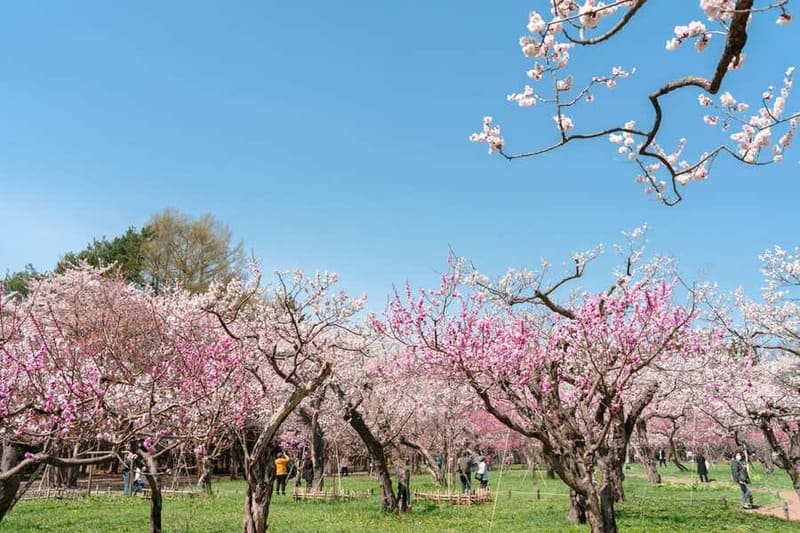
<box><xmin>1</xmin><ymin>463</ymin><xmax>796</xmax><ymax>532</ymax></box>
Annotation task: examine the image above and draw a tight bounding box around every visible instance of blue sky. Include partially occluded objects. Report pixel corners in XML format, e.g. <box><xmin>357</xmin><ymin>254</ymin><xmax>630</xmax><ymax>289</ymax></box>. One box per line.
<box><xmin>1</xmin><ymin>1</ymin><xmax>797</xmax><ymax>308</ymax></box>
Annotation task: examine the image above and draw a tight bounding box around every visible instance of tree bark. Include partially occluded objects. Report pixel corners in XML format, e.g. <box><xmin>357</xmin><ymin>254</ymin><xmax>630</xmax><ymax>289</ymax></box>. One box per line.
<box><xmin>230</xmin><ymin>438</ymin><xmax>245</xmax><ymax>480</ymax></box>
<box><xmin>298</xmin><ymin>405</ymin><xmax>326</xmax><ymax>490</ymax></box>
<box><xmin>567</xmin><ymin>489</ymin><xmax>587</xmax><ymax>524</ymax></box>
<box><xmin>240</xmin><ymin>364</ymin><xmax>331</xmax><ymax>533</ymax></box>
<box><xmin>0</xmin><ymin>448</ymin><xmax>115</xmax><ymax>524</ymax></box>
<box><xmin>399</xmin><ymin>436</ymin><xmax>446</xmax><ymax>487</ymax></box>
<box><xmin>242</xmin><ymin>451</ymin><xmax>275</xmax><ymax>533</ymax></box>
<box><xmin>342</xmin><ymin>403</ymin><xmax>397</xmax><ymax>512</ymax></box>
<box><xmin>196</xmin><ymin>449</ymin><xmax>214</xmax><ymax>495</ymax></box>
<box><xmin>395</xmin><ymin>459</ymin><xmax>411</xmax><ymax>514</ymax></box>
<box><xmin>583</xmin><ymin>484</ymin><xmax>618</xmax><ymax>533</ymax></box>
<box><xmin>668</xmin><ymin>436</ymin><xmax>688</xmax><ymax>471</ymax></box>
<box><xmin>756</xmin><ymin>411</ymin><xmax>800</xmax><ymax>501</ymax></box>
<box><xmin>634</xmin><ymin>419</ymin><xmax>661</xmax><ymax>484</ymax></box>
<box><xmin>138</xmin><ymin>451</ymin><xmax>163</xmax><ymax>533</ymax></box>
<box><xmin>0</xmin><ymin>444</ymin><xmax>20</xmax><ymax>524</ymax></box>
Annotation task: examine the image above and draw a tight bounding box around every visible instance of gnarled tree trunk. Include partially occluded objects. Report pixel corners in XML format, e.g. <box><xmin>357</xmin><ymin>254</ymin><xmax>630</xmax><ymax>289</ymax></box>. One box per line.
<box><xmin>138</xmin><ymin>451</ymin><xmax>164</xmax><ymax>533</ymax></box>
<box><xmin>341</xmin><ymin>401</ymin><xmax>397</xmax><ymax>512</ymax></box>
<box><xmin>399</xmin><ymin>436</ymin><xmax>446</xmax><ymax>487</ymax></box>
<box><xmin>0</xmin><ymin>444</ymin><xmax>21</xmax><ymax>523</ymax></box>
<box><xmin>635</xmin><ymin>419</ymin><xmax>661</xmax><ymax>484</ymax></box>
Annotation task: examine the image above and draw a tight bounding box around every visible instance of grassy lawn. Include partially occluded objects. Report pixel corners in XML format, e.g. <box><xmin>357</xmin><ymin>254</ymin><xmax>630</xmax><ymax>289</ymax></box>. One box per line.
<box><xmin>1</xmin><ymin>462</ymin><xmax>796</xmax><ymax>532</ymax></box>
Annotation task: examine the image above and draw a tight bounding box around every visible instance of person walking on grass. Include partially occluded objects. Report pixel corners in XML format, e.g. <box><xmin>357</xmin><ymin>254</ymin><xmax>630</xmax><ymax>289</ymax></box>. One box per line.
<box><xmin>730</xmin><ymin>452</ymin><xmax>753</xmax><ymax>509</ymax></box>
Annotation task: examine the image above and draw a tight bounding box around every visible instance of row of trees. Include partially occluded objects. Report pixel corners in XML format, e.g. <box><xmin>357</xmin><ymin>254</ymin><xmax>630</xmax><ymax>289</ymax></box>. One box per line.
<box><xmin>2</xmin><ymin>228</ymin><xmax>799</xmax><ymax>533</ymax></box>
<box><xmin>3</xmin><ymin>208</ymin><xmax>245</xmax><ymax>297</ymax></box>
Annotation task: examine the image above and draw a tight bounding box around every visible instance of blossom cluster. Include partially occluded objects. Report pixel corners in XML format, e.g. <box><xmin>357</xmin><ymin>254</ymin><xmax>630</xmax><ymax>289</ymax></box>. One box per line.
<box><xmin>700</xmin><ymin>67</ymin><xmax>798</xmax><ymax>163</ymax></box>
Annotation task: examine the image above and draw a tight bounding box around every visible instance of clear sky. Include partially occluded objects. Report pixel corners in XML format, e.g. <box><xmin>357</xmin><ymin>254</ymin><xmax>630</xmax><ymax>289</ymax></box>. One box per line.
<box><xmin>1</xmin><ymin>1</ymin><xmax>797</xmax><ymax>308</ymax></box>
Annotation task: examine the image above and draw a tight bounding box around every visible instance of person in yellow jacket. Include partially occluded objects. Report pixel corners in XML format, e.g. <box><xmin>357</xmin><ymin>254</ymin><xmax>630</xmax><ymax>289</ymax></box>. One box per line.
<box><xmin>274</xmin><ymin>450</ymin><xmax>291</xmax><ymax>495</ymax></box>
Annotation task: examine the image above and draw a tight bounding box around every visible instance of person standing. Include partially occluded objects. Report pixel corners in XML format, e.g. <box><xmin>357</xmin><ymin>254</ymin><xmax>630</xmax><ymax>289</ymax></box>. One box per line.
<box><xmin>132</xmin><ymin>466</ymin><xmax>145</xmax><ymax>495</ymax></box>
<box><xmin>121</xmin><ymin>454</ymin><xmax>135</xmax><ymax>495</ymax></box>
<box><xmin>696</xmin><ymin>453</ymin><xmax>709</xmax><ymax>483</ymax></box>
<box><xmin>476</xmin><ymin>456</ymin><xmax>489</xmax><ymax>489</ymax></box>
<box><xmin>658</xmin><ymin>448</ymin><xmax>667</xmax><ymax>468</ymax></box>
<box><xmin>457</xmin><ymin>451</ymin><xmax>473</xmax><ymax>493</ymax></box>
<box><xmin>302</xmin><ymin>453</ymin><xmax>315</xmax><ymax>489</ymax></box>
<box><xmin>730</xmin><ymin>452</ymin><xmax>753</xmax><ymax>509</ymax></box>
<box><xmin>274</xmin><ymin>450</ymin><xmax>291</xmax><ymax>495</ymax></box>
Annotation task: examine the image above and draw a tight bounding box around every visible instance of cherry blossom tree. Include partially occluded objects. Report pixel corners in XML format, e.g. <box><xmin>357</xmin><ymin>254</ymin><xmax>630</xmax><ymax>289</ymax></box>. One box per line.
<box><xmin>203</xmin><ymin>268</ymin><xmax>365</xmax><ymax>533</ymax></box>
<box><xmin>703</xmin><ymin>246</ymin><xmax>800</xmax><ymax>498</ymax></box>
<box><xmin>398</xmin><ymin>381</ymin><xmax>483</xmax><ymax>488</ymax></box>
<box><xmin>1</xmin><ymin>266</ymin><xmax>285</xmax><ymax>533</ymax></box>
<box><xmin>378</xmin><ymin>242</ymin><xmax>715</xmax><ymax>533</ymax></box>
<box><xmin>329</xmin><ymin>343</ymin><xmax>418</xmax><ymax>512</ymax></box>
<box><xmin>470</xmin><ymin>1</ymin><xmax>797</xmax><ymax>205</ymax></box>
<box><xmin>0</xmin><ymin>267</ymin><xmax>166</xmax><ymax>523</ymax></box>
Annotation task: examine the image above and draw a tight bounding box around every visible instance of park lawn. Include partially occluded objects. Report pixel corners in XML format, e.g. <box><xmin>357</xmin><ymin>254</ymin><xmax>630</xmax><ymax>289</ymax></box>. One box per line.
<box><xmin>1</xmin><ymin>463</ymin><xmax>796</xmax><ymax>532</ymax></box>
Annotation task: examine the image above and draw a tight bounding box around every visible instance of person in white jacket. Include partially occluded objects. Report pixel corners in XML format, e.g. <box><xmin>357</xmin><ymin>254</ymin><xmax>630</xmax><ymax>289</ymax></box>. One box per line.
<box><xmin>476</xmin><ymin>457</ymin><xmax>488</xmax><ymax>489</ymax></box>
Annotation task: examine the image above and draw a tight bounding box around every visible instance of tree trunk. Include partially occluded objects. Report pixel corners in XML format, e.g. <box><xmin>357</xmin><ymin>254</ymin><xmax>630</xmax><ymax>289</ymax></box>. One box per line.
<box><xmin>197</xmin><ymin>455</ymin><xmax>214</xmax><ymax>494</ymax></box>
<box><xmin>756</xmin><ymin>413</ymin><xmax>800</xmax><ymax>502</ymax></box>
<box><xmin>342</xmin><ymin>403</ymin><xmax>397</xmax><ymax>511</ymax></box>
<box><xmin>603</xmin><ymin>462</ymin><xmax>625</xmax><ymax>502</ymax></box>
<box><xmin>634</xmin><ymin>419</ymin><xmax>661</xmax><ymax>483</ymax></box>
<box><xmin>230</xmin><ymin>438</ymin><xmax>245</xmax><ymax>480</ymax></box>
<box><xmin>242</xmin><ymin>449</ymin><xmax>275</xmax><ymax>533</ymax></box>
<box><xmin>139</xmin><ymin>452</ymin><xmax>163</xmax><ymax>533</ymax></box>
<box><xmin>238</xmin><ymin>364</ymin><xmax>331</xmax><ymax>532</ymax></box>
<box><xmin>396</xmin><ymin>460</ymin><xmax>411</xmax><ymax>514</ymax></box>
<box><xmin>65</xmin><ymin>443</ymin><xmax>80</xmax><ymax>488</ymax></box>
<box><xmin>310</xmin><ymin>416</ymin><xmax>325</xmax><ymax>490</ymax></box>
<box><xmin>667</xmin><ymin>433</ymin><xmax>688</xmax><ymax>471</ymax></box>
<box><xmin>599</xmin><ymin>484</ymin><xmax>618</xmax><ymax>533</ymax></box>
<box><xmin>399</xmin><ymin>437</ymin><xmax>446</xmax><ymax>487</ymax></box>
<box><xmin>0</xmin><ymin>474</ymin><xmax>19</xmax><ymax>524</ymax></box>
<box><xmin>584</xmin><ymin>485</ymin><xmax>618</xmax><ymax>533</ymax></box>
<box><xmin>243</xmin><ymin>480</ymin><xmax>273</xmax><ymax>533</ymax></box>
<box><xmin>567</xmin><ymin>489</ymin><xmax>587</xmax><ymax>524</ymax></box>
<box><xmin>298</xmin><ymin>401</ymin><xmax>326</xmax><ymax>490</ymax></box>
<box><xmin>0</xmin><ymin>444</ymin><xmax>20</xmax><ymax>523</ymax></box>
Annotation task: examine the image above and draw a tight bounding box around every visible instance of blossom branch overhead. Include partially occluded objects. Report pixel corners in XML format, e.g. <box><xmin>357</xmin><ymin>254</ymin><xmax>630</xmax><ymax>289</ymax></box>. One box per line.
<box><xmin>470</xmin><ymin>0</ymin><xmax>797</xmax><ymax>205</ymax></box>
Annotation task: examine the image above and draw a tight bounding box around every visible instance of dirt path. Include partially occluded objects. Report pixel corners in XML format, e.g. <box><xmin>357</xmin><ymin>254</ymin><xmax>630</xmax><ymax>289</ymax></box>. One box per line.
<box><xmin>754</xmin><ymin>487</ymin><xmax>800</xmax><ymax>521</ymax></box>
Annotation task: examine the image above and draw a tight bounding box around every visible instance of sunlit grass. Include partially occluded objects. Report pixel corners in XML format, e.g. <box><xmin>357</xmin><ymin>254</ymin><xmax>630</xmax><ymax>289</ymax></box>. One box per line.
<box><xmin>1</xmin><ymin>462</ymin><xmax>796</xmax><ymax>532</ymax></box>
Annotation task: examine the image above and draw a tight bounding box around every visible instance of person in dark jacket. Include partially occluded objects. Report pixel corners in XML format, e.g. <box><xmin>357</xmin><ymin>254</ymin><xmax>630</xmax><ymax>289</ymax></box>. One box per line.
<box><xmin>457</xmin><ymin>451</ymin><xmax>473</xmax><ymax>493</ymax></box>
<box><xmin>302</xmin><ymin>453</ymin><xmax>314</xmax><ymax>488</ymax></box>
<box><xmin>696</xmin><ymin>453</ymin><xmax>709</xmax><ymax>482</ymax></box>
<box><xmin>730</xmin><ymin>452</ymin><xmax>753</xmax><ymax>508</ymax></box>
